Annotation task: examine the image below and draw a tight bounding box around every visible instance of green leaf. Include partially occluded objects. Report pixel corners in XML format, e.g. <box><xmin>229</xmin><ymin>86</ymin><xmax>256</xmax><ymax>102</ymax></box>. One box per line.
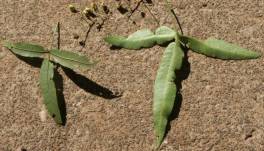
<box><xmin>50</xmin><ymin>49</ymin><xmax>95</xmax><ymax>71</ymax></box>
<box><xmin>104</xmin><ymin>26</ymin><xmax>176</xmax><ymax>50</ymax></box>
<box><xmin>179</xmin><ymin>36</ymin><xmax>261</xmax><ymax>60</ymax></box>
<box><xmin>3</xmin><ymin>42</ymin><xmax>48</xmax><ymax>58</ymax></box>
<box><xmin>155</xmin><ymin>26</ymin><xmax>176</xmax><ymax>45</ymax></box>
<box><xmin>104</xmin><ymin>29</ymin><xmax>156</xmax><ymax>49</ymax></box>
<box><xmin>40</xmin><ymin>59</ymin><xmax>63</xmax><ymax>124</ymax></box>
<box><xmin>153</xmin><ymin>37</ymin><xmax>184</xmax><ymax>148</ymax></box>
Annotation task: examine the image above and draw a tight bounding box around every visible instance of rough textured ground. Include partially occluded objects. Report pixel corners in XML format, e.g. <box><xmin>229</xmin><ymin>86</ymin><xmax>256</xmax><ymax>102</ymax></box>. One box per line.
<box><xmin>0</xmin><ymin>0</ymin><xmax>263</xmax><ymax>151</ymax></box>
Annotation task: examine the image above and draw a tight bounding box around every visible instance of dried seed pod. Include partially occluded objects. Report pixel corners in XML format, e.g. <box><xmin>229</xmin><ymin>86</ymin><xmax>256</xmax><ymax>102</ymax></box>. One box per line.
<box><xmin>83</xmin><ymin>7</ymin><xmax>96</xmax><ymax>18</ymax></box>
<box><xmin>69</xmin><ymin>4</ymin><xmax>78</xmax><ymax>13</ymax></box>
<box><xmin>91</xmin><ymin>2</ymin><xmax>99</xmax><ymax>12</ymax></box>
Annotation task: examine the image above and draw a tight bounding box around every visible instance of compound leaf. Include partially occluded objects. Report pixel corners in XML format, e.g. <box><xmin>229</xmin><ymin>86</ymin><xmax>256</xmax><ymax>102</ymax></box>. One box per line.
<box><xmin>3</xmin><ymin>42</ymin><xmax>48</xmax><ymax>58</ymax></box>
<box><xmin>180</xmin><ymin>36</ymin><xmax>261</xmax><ymax>59</ymax></box>
<box><xmin>153</xmin><ymin>36</ymin><xmax>184</xmax><ymax>148</ymax></box>
<box><xmin>50</xmin><ymin>49</ymin><xmax>95</xmax><ymax>71</ymax></box>
<box><xmin>104</xmin><ymin>26</ymin><xmax>176</xmax><ymax>50</ymax></box>
<box><xmin>40</xmin><ymin>59</ymin><xmax>63</xmax><ymax>124</ymax></box>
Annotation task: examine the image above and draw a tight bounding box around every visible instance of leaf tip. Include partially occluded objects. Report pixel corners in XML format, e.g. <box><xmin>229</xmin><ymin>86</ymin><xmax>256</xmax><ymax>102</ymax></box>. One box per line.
<box><xmin>254</xmin><ymin>52</ymin><xmax>262</xmax><ymax>58</ymax></box>
<box><xmin>104</xmin><ymin>35</ymin><xmax>124</xmax><ymax>46</ymax></box>
<box><xmin>2</xmin><ymin>41</ymin><xmax>12</xmax><ymax>49</ymax></box>
<box><xmin>155</xmin><ymin>135</ymin><xmax>164</xmax><ymax>150</ymax></box>
<box><xmin>52</xmin><ymin>114</ymin><xmax>65</xmax><ymax>125</ymax></box>
<box><xmin>244</xmin><ymin>51</ymin><xmax>262</xmax><ymax>59</ymax></box>
<box><xmin>104</xmin><ymin>36</ymin><xmax>114</xmax><ymax>43</ymax></box>
<box><xmin>92</xmin><ymin>59</ymin><xmax>99</xmax><ymax>65</ymax></box>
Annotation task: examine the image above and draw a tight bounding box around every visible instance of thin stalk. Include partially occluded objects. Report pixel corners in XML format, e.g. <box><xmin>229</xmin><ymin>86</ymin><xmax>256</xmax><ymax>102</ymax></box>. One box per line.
<box><xmin>52</xmin><ymin>22</ymin><xmax>61</xmax><ymax>69</ymax></box>
<box><xmin>52</xmin><ymin>22</ymin><xmax>60</xmax><ymax>50</ymax></box>
<box><xmin>165</xmin><ymin>0</ymin><xmax>184</xmax><ymax>35</ymax></box>
<box><xmin>80</xmin><ymin>22</ymin><xmax>95</xmax><ymax>51</ymax></box>
<box><xmin>128</xmin><ymin>0</ymin><xmax>144</xmax><ymax>19</ymax></box>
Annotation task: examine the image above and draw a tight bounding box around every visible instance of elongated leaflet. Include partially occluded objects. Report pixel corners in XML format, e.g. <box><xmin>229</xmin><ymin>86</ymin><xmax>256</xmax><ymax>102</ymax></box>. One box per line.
<box><xmin>155</xmin><ymin>26</ymin><xmax>176</xmax><ymax>45</ymax></box>
<box><xmin>105</xmin><ymin>29</ymin><xmax>156</xmax><ymax>49</ymax></box>
<box><xmin>40</xmin><ymin>59</ymin><xmax>63</xmax><ymax>124</ymax></box>
<box><xmin>104</xmin><ymin>26</ymin><xmax>176</xmax><ymax>50</ymax></box>
<box><xmin>50</xmin><ymin>49</ymin><xmax>95</xmax><ymax>71</ymax></box>
<box><xmin>3</xmin><ymin>42</ymin><xmax>48</xmax><ymax>58</ymax></box>
<box><xmin>153</xmin><ymin>35</ymin><xmax>184</xmax><ymax>148</ymax></box>
<box><xmin>179</xmin><ymin>36</ymin><xmax>261</xmax><ymax>60</ymax></box>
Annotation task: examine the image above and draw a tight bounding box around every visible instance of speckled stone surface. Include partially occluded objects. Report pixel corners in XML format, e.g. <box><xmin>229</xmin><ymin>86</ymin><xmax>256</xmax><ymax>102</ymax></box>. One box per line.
<box><xmin>0</xmin><ymin>0</ymin><xmax>263</xmax><ymax>151</ymax></box>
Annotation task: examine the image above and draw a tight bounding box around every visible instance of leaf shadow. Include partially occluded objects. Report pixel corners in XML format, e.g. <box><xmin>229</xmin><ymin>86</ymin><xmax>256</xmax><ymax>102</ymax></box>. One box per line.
<box><xmin>110</xmin><ymin>45</ymin><xmax>122</xmax><ymax>50</ymax></box>
<box><xmin>15</xmin><ymin>55</ymin><xmax>43</xmax><ymax>68</ymax></box>
<box><xmin>164</xmin><ymin>45</ymin><xmax>191</xmax><ymax>139</ymax></box>
<box><xmin>54</xmin><ymin>69</ymin><xmax>67</xmax><ymax>126</ymax></box>
<box><xmin>159</xmin><ymin>40</ymin><xmax>175</xmax><ymax>48</ymax></box>
<box><xmin>128</xmin><ymin>0</ymin><xmax>142</xmax><ymax>19</ymax></box>
<box><xmin>62</xmin><ymin>67</ymin><xmax>122</xmax><ymax>99</ymax></box>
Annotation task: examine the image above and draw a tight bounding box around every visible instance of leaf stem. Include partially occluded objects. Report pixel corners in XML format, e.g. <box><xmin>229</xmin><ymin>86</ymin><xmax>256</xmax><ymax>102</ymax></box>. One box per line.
<box><xmin>165</xmin><ymin>0</ymin><xmax>184</xmax><ymax>35</ymax></box>
<box><xmin>52</xmin><ymin>22</ymin><xmax>60</xmax><ymax>50</ymax></box>
<box><xmin>51</xmin><ymin>22</ymin><xmax>61</xmax><ymax>69</ymax></box>
<box><xmin>80</xmin><ymin>22</ymin><xmax>95</xmax><ymax>51</ymax></box>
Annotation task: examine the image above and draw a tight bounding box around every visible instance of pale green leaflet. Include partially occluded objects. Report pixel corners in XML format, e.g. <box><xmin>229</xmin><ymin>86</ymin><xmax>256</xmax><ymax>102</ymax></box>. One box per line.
<box><xmin>104</xmin><ymin>26</ymin><xmax>176</xmax><ymax>50</ymax></box>
<box><xmin>153</xmin><ymin>35</ymin><xmax>184</xmax><ymax>148</ymax></box>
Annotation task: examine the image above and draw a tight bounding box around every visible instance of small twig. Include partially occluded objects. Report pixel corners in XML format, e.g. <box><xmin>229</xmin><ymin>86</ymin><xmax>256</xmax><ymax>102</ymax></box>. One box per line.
<box><xmin>84</xmin><ymin>22</ymin><xmax>95</xmax><ymax>42</ymax></box>
<box><xmin>96</xmin><ymin>17</ymin><xmax>107</xmax><ymax>31</ymax></box>
<box><xmin>165</xmin><ymin>0</ymin><xmax>184</xmax><ymax>35</ymax></box>
<box><xmin>80</xmin><ymin>13</ymin><xmax>94</xmax><ymax>25</ymax></box>
<box><xmin>128</xmin><ymin>0</ymin><xmax>144</xmax><ymax>19</ymax></box>
<box><xmin>52</xmin><ymin>22</ymin><xmax>60</xmax><ymax>49</ymax></box>
<box><xmin>170</xmin><ymin>10</ymin><xmax>184</xmax><ymax>35</ymax></box>
<box><xmin>52</xmin><ymin>22</ymin><xmax>61</xmax><ymax>69</ymax></box>
<box><xmin>80</xmin><ymin>22</ymin><xmax>95</xmax><ymax>51</ymax></box>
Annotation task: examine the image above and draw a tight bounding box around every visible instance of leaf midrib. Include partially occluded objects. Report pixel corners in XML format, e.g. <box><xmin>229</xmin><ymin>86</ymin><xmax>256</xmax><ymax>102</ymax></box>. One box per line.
<box><xmin>43</xmin><ymin>60</ymin><xmax>52</xmax><ymax>106</ymax></box>
<box><xmin>50</xmin><ymin>51</ymin><xmax>91</xmax><ymax>66</ymax></box>
<box><xmin>11</xmin><ymin>46</ymin><xmax>47</xmax><ymax>53</ymax></box>
<box><xmin>128</xmin><ymin>34</ymin><xmax>174</xmax><ymax>42</ymax></box>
